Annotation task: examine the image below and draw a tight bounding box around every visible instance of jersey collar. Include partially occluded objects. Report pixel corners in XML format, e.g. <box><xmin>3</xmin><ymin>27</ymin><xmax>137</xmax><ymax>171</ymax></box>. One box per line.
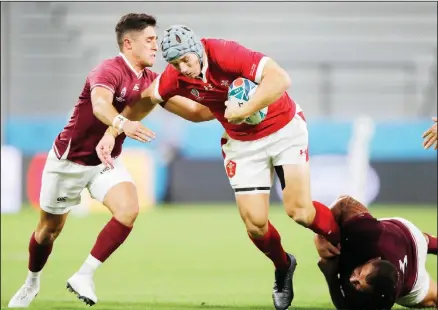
<box><xmin>119</xmin><ymin>52</ymin><xmax>143</xmax><ymax>79</ymax></box>
<box><xmin>200</xmin><ymin>54</ymin><xmax>209</xmax><ymax>83</ymax></box>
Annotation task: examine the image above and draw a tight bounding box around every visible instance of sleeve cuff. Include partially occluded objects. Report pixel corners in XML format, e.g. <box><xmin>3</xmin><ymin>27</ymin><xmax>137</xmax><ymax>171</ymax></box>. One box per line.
<box><xmin>254</xmin><ymin>56</ymin><xmax>270</xmax><ymax>84</ymax></box>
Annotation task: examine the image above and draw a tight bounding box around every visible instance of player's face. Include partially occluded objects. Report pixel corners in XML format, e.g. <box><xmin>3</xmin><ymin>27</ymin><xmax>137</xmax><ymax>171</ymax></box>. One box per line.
<box><xmin>169</xmin><ymin>53</ymin><xmax>201</xmax><ymax>78</ymax></box>
<box><xmin>128</xmin><ymin>26</ymin><xmax>158</xmax><ymax>67</ymax></box>
<box><xmin>349</xmin><ymin>262</ymin><xmax>374</xmax><ymax>292</ymax></box>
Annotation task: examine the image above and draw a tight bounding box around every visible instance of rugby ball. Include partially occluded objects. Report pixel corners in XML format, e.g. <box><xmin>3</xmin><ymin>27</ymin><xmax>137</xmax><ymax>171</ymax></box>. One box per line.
<box><xmin>227</xmin><ymin>78</ymin><xmax>268</xmax><ymax>125</ymax></box>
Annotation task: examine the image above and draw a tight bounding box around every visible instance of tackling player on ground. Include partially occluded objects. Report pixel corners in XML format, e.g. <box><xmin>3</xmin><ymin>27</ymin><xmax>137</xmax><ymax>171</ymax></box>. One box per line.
<box><xmin>8</xmin><ymin>14</ymin><xmax>212</xmax><ymax>308</ymax></box>
<box><xmin>98</xmin><ymin>25</ymin><xmax>341</xmax><ymax>310</ymax></box>
<box><xmin>315</xmin><ymin>195</ymin><xmax>437</xmax><ymax>309</ymax></box>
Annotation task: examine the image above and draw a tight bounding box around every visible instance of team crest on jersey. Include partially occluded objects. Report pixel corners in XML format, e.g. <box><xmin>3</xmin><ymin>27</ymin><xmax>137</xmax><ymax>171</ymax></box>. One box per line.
<box><xmin>226</xmin><ymin>160</ymin><xmax>236</xmax><ymax>178</ymax></box>
<box><xmin>190</xmin><ymin>88</ymin><xmax>203</xmax><ymax>101</ymax></box>
<box><xmin>116</xmin><ymin>86</ymin><xmax>127</xmax><ymax>102</ymax></box>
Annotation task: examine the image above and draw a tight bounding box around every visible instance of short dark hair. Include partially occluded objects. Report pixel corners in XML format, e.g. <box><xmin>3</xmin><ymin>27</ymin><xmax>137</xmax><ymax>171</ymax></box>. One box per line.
<box><xmin>115</xmin><ymin>13</ymin><xmax>157</xmax><ymax>49</ymax></box>
<box><xmin>363</xmin><ymin>260</ymin><xmax>398</xmax><ymax>309</ymax></box>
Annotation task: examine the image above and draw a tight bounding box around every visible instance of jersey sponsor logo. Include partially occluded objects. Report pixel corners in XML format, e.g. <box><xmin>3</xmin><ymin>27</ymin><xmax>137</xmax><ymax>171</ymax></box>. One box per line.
<box><xmin>116</xmin><ymin>87</ymin><xmax>127</xmax><ymax>102</ymax></box>
<box><xmin>226</xmin><ymin>160</ymin><xmax>237</xmax><ymax>178</ymax></box>
<box><xmin>133</xmin><ymin>84</ymin><xmax>140</xmax><ymax>91</ymax></box>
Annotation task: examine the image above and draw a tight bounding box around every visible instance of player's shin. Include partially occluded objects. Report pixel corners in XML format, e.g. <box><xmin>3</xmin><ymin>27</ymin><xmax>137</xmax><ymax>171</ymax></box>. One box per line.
<box><xmin>27</xmin><ymin>232</ymin><xmax>53</xmax><ymax>285</ymax></box>
<box><xmin>249</xmin><ymin>221</ymin><xmax>290</xmax><ymax>270</ymax></box>
<box><xmin>308</xmin><ymin>201</ymin><xmax>341</xmax><ymax>245</ymax></box>
<box><xmin>78</xmin><ymin>217</ymin><xmax>132</xmax><ymax>276</ymax></box>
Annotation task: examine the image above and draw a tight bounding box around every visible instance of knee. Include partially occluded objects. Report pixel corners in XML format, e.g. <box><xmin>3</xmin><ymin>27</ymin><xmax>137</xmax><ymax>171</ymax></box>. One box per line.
<box><xmin>113</xmin><ymin>204</ymin><xmax>139</xmax><ymax>227</ymax></box>
<box><xmin>35</xmin><ymin>225</ymin><xmax>63</xmax><ymax>245</ymax></box>
<box><xmin>285</xmin><ymin>200</ymin><xmax>315</xmax><ymax>226</ymax></box>
<box><xmin>243</xmin><ymin>216</ymin><xmax>268</xmax><ymax>238</ymax></box>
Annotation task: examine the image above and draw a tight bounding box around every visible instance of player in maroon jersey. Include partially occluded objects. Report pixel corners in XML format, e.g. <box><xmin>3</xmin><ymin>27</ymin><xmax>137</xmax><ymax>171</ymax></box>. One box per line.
<box><xmin>97</xmin><ymin>25</ymin><xmax>341</xmax><ymax>310</ymax></box>
<box><xmin>8</xmin><ymin>15</ymin><xmax>213</xmax><ymax>308</ymax></box>
<box><xmin>423</xmin><ymin>117</ymin><xmax>437</xmax><ymax>150</ymax></box>
<box><xmin>314</xmin><ymin>195</ymin><xmax>437</xmax><ymax>309</ymax></box>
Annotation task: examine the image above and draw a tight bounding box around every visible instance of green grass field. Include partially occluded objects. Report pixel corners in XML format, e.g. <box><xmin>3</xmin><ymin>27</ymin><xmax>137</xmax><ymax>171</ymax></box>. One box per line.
<box><xmin>1</xmin><ymin>205</ymin><xmax>437</xmax><ymax>310</ymax></box>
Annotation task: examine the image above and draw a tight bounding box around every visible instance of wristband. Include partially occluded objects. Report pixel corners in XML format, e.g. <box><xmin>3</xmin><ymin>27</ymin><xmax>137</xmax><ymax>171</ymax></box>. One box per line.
<box><xmin>112</xmin><ymin>114</ymin><xmax>127</xmax><ymax>132</ymax></box>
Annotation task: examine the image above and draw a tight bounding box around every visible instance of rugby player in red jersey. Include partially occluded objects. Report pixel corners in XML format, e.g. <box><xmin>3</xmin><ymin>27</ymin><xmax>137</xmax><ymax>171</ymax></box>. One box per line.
<box><xmin>8</xmin><ymin>15</ymin><xmax>212</xmax><ymax>308</ymax></box>
<box><xmin>315</xmin><ymin>195</ymin><xmax>437</xmax><ymax>309</ymax></box>
<box><xmin>98</xmin><ymin>25</ymin><xmax>342</xmax><ymax>310</ymax></box>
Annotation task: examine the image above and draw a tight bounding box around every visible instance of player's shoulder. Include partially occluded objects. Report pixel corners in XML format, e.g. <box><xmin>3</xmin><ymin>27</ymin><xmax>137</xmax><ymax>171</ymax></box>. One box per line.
<box><xmin>90</xmin><ymin>56</ymin><xmax>124</xmax><ymax>75</ymax></box>
<box><xmin>159</xmin><ymin>63</ymin><xmax>182</xmax><ymax>80</ymax></box>
<box><xmin>203</xmin><ymin>38</ymin><xmax>242</xmax><ymax>54</ymax></box>
<box><xmin>143</xmin><ymin>68</ymin><xmax>160</xmax><ymax>81</ymax></box>
<box><xmin>203</xmin><ymin>38</ymin><xmax>244</xmax><ymax>68</ymax></box>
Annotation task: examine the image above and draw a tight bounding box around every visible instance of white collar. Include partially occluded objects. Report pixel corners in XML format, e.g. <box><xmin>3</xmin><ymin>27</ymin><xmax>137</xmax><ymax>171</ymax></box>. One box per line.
<box><xmin>200</xmin><ymin>53</ymin><xmax>208</xmax><ymax>83</ymax></box>
<box><xmin>119</xmin><ymin>52</ymin><xmax>143</xmax><ymax>79</ymax></box>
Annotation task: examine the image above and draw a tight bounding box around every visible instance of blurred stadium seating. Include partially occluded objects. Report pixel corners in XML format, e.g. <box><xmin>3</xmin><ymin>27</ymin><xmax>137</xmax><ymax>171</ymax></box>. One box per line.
<box><xmin>1</xmin><ymin>2</ymin><xmax>437</xmax><ymax>210</ymax></box>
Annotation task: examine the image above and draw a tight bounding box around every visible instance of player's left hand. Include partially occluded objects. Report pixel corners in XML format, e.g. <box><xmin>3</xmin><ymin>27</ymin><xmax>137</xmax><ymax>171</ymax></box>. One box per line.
<box><xmin>96</xmin><ymin>133</ymin><xmax>116</xmax><ymax>169</ymax></box>
<box><xmin>314</xmin><ymin>234</ymin><xmax>341</xmax><ymax>259</ymax></box>
<box><xmin>422</xmin><ymin>117</ymin><xmax>437</xmax><ymax>150</ymax></box>
<box><xmin>224</xmin><ymin>100</ymin><xmax>246</xmax><ymax>124</ymax></box>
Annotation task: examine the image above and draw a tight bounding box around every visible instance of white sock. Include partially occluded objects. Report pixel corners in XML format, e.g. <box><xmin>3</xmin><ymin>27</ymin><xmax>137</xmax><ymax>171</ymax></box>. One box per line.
<box><xmin>25</xmin><ymin>270</ymin><xmax>41</xmax><ymax>286</ymax></box>
<box><xmin>77</xmin><ymin>254</ymin><xmax>102</xmax><ymax>276</ymax></box>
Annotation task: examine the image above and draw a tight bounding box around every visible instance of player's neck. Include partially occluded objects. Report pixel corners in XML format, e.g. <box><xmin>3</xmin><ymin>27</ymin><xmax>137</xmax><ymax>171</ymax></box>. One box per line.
<box><xmin>119</xmin><ymin>52</ymin><xmax>144</xmax><ymax>76</ymax></box>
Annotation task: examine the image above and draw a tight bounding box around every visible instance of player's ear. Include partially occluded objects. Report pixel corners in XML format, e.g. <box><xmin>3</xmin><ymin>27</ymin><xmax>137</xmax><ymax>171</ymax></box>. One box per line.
<box><xmin>123</xmin><ymin>35</ymin><xmax>133</xmax><ymax>51</ymax></box>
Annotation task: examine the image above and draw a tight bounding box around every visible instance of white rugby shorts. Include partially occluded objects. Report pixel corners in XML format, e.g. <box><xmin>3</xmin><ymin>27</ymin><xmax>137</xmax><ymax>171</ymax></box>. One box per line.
<box><xmin>380</xmin><ymin>217</ymin><xmax>430</xmax><ymax>307</ymax></box>
<box><xmin>221</xmin><ymin>104</ymin><xmax>309</xmax><ymax>194</ymax></box>
<box><xmin>39</xmin><ymin>149</ymin><xmax>133</xmax><ymax>214</ymax></box>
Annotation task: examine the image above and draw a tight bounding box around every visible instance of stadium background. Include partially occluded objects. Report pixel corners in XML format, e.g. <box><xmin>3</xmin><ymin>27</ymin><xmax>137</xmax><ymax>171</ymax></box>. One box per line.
<box><xmin>1</xmin><ymin>2</ymin><xmax>437</xmax><ymax>309</ymax></box>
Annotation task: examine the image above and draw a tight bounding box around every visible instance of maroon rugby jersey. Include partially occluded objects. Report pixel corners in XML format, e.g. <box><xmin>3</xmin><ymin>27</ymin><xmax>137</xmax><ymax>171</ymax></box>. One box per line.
<box><xmin>53</xmin><ymin>53</ymin><xmax>158</xmax><ymax>165</ymax></box>
<box><xmin>339</xmin><ymin>213</ymin><xmax>417</xmax><ymax>301</ymax></box>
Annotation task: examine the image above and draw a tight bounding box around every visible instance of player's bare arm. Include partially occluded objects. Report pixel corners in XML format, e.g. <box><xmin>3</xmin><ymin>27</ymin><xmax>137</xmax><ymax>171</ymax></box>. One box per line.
<box><xmin>329</xmin><ymin>195</ymin><xmax>369</xmax><ymax>225</ymax></box>
<box><xmin>90</xmin><ymin>86</ymin><xmax>121</xmax><ymax>125</ymax></box>
<box><xmin>318</xmin><ymin>257</ymin><xmax>347</xmax><ymax>310</ymax></box>
<box><xmin>134</xmin><ymin>78</ymin><xmax>215</xmax><ymax>122</ymax></box>
<box><xmin>162</xmin><ymin>96</ymin><xmax>215</xmax><ymax>123</ymax></box>
<box><xmin>102</xmin><ymin>79</ymin><xmax>162</xmax><ymax>142</ymax></box>
<box><xmin>91</xmin><ymin>86</ymin><xmax>154</xmax><ymax>143</ymax></box>
<box><xmin>225</xmin><ymin>58</ymin><xmax>291</xmax><ymax>122</ymax></box>
<box><xmin>422</xmin><ymin>116</ymin><xmax>437</xmax><ymax>150</ymax></box>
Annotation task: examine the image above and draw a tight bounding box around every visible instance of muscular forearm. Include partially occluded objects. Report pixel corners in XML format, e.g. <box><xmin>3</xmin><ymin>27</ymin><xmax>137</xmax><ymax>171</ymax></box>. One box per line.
<box><xmin>329</xmin><ymin>195</ymin><xmax>370</xmax><ymax>226</ymax></box>
<box><xmin>323</xmin><ymin>274</ymin><xmax>347</xmax><ymax>310</ymax></box>
<box><xmin>163</xmin><ymin>96</ymin><xmax>215</xmax><ymax>123</ymax></box>
<box><xmin>242</xmin><ymin>66</ymin><xmax>291</xmax><ymax>117</ymax></box>
<box><xmin>121</xmin><ymin>100</ymin><xmax>158</xmax><ymax>122</ymax></box>
<box><xmin>243</xmin><ymin>77</ymin><xmax>289</xmax><ymax>117</ymax></box>
<box><xmin>186</xmin><ymin>106</ymin><xmax>215</xmax><ymax>122</ymax></box>
<box><xmin>92</xmin><ymin>98</ymin><xmax>122</xmax><ymax>126</ymax></box>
